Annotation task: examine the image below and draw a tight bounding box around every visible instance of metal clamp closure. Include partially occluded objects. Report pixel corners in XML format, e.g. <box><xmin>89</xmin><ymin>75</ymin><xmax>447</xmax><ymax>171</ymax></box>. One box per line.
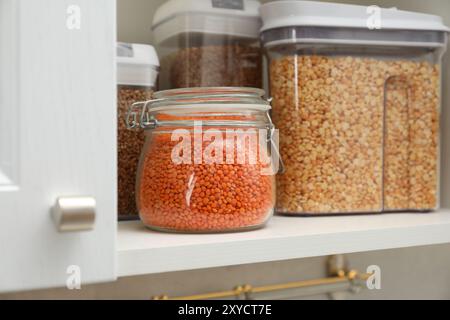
<box><xmin>267</xmin><ymin>113</ymin><xmax>285</xmax><ymax>175</ymax></box>
<box><xmin>126</xmin><ymin>100</ymin><xmax>160</xmax><ymax>130</ymax></box>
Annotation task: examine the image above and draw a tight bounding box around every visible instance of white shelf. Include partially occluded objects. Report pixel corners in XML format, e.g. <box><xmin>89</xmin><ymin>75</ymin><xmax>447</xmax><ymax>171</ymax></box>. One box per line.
<box><xmin>117</xmin><ymin>209</ymin><xmax>450</xmax><ymax>277</ymax></box>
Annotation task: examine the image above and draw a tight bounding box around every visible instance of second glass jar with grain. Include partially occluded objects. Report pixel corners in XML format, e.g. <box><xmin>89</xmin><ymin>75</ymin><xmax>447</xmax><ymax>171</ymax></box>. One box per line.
<box><xmin>152</xmin><ymin>0</ymin><xmax>262</xmax><ymax>90</ymax></box>
<box><xmin>127</xmin><ymin>88</ymin><xmax>278</xmax><ymax>233</ymax></box>
<box><xmin>261</xmin><ymin>1</ymin><xmax>449</xmax><ymax>215</ymax></box>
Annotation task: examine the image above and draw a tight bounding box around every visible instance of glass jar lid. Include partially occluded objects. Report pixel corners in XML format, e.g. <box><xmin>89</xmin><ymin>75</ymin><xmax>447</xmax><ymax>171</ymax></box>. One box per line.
<box><xmin>127</xmin><ymin>87</ymin><xmax>272</xmax><ymax>130</ymax></box>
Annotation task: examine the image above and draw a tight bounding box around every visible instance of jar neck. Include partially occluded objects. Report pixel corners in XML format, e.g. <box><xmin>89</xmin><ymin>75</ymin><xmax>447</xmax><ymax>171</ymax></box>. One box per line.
<box><xmin>127</xmin><ymin>87</ymin><xmax>272</xmax><ymax>130</ymax></box>
<box><xmin>153</xmin><ymin>87</ymin><xmax>266</xmax><ymax>101</ymax></box>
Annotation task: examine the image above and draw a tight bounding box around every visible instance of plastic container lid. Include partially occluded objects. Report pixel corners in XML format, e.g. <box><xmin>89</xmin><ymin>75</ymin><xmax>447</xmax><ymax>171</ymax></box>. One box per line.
<box><xmin>152</xmin><ymin>0</ymin><xmax>261</xmax><ymax>46</ymax></box>
<box><xmin>117</xmin><ymin>42</ymin><xmax>160</xmax><ymax>87</ymax></box>
<box><xmin>260</xmin><ymin>1</ymin><xmax>450</xmax><ymax>32</ymax></box>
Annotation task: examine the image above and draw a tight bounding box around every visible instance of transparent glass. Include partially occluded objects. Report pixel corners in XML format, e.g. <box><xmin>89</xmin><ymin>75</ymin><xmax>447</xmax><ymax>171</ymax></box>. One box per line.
<box><xmin>132</xmin><ymin>88</ymin><xmax>276</xmax><ymax>233</ymax></box>
<box><xmin>262</xmin><ymin>27</ymin><xmax>447</xmax><ymax>216</ymax></box>
<box><xmin>158</xmin><ymin>33</ymin><xmax>262</xmax><ymax>90</ymax></box>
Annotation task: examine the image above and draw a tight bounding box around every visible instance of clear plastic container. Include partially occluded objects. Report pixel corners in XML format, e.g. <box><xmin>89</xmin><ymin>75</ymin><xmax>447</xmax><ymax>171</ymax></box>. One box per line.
<box><xmin>126</xmin><ymin>88</ymin><xmax>278</xmax><ymax>233</ymax></box>
<box><xmin>117</xmin><ymin>43</ymin><xmax>159</xmax><ymax>220</ymax></box>
<box><xmin>152</xmin><ymin>0</ymin><xmax>262</xmax><ymax>90</ymax></box>
<box><xmin>261</xmin><ymin>1</ymin><xmax>449</xmax><ymax>215</ymax></box>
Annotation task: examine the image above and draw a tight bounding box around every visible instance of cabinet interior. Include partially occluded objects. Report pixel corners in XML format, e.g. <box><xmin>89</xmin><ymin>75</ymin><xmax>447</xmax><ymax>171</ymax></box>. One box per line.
<box><xmin>115</xmin><ymin>0</ymin><xmax>450</xmax><ymax>217</ymax></box>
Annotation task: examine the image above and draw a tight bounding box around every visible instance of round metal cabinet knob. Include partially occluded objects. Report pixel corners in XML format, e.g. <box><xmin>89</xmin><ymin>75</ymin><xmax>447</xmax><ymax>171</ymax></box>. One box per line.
<box><xmin>52</xmin><ymin>196</ymin><xmax>96</xmax><ymax>232</ymax></box>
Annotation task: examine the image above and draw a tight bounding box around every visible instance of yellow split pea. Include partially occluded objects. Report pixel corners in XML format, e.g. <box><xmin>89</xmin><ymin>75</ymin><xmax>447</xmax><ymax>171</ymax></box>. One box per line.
<box><xmin>270</xmin><ymin>55</ymin><xmax>440</xmax><ymax>214</ymax></box>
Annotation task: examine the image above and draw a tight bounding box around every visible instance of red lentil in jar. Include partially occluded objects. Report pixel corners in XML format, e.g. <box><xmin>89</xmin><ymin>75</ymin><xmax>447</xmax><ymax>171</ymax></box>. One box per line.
<box><xmin>127</xmin><ymin>88</ymin><xmax>278</xmax><ymax>233</ymax></box>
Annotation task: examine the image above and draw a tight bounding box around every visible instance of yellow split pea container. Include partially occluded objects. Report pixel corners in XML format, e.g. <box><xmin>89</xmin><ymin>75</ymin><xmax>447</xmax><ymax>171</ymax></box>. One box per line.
<box><xmin>261</xmin><ymin>1</ymin><xmax>449</xmax><ymax>215</ymax></box>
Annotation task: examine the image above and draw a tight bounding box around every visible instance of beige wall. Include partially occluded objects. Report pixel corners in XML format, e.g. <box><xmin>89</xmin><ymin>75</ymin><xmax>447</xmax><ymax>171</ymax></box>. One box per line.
<box><xmin>2</xmin><ymin>0</ymin><xmax>450</xmax><ymax>300</ymax></box>
<box><xmin>117</xmin><ymin>0</ymin><xmax>166</xmax><ymax>44</ymax></box>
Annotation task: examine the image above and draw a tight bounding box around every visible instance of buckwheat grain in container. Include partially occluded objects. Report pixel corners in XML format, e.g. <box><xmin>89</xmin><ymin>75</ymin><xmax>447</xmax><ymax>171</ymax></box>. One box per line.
<box><xmin>260</xmin><ymin>1</ymin><xmax>449</xmax><ymax>215</ymax></box>
<box><xmin>127</xmin><ymin>88</ymin><xmax>278</xmax><ymax>233</ymax></box>
<box><xmin>117</xmin><ymin>42</ymin><xmax>159</xmax><ymax>220</ymax></box>
<box><xmin>152</xmin><ymin>0</ymin><xmax>263</xmax><ymax>90</ymax></box>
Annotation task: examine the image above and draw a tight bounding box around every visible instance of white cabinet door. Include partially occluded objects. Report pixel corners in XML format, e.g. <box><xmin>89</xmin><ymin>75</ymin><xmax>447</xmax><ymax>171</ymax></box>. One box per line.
<box><xmin>0</xmin><ymin>0</ymin><xmax>117</xmax><ymax>293</ymax></box>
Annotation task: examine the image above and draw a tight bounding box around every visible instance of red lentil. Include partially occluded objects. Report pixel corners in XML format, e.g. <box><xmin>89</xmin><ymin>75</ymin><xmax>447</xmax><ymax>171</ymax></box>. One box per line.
<box><xmin>137</xmin><ymin>131</ymin><xmax>275</xmax><ymax>233</ymax></box>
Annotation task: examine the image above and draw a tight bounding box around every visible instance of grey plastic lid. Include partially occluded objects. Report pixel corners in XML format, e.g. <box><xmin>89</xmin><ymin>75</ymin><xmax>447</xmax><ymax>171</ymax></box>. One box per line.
<box><xmin>117</xmin><ymin>42</ymin><xmax>160</xmax><ymax>87</ymax></box>
<box><xmin>260</xmin><ymin>1</ymin><xmax>450</xmax><ymax>32</ymax></box>
<box><xmin>152</xmin><ymin>0</ymin><xmax>261</xmax><ymax>45</ymax></box>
